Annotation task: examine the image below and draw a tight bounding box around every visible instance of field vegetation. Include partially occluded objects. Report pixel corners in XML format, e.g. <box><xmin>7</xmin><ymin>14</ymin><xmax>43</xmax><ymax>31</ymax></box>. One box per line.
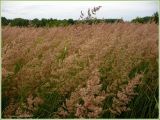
<box><xmin>2</xmin><ymin>21</ymin><xmax>158</xmax><ymax>118</ymax></box>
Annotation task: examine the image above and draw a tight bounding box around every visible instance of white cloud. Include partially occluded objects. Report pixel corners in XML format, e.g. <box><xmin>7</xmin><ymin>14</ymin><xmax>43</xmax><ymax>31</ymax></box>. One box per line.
<box><xmin>1</xmin><ymin>1</ymin><xmax>159</xmax><ymax>20</ymax></box>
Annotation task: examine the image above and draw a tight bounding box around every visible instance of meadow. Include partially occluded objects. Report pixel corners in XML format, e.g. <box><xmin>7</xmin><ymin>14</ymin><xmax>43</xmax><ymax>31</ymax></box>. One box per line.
<box><xmin>2</xmin><ymin>22</ymin><xmax>158</xmax><ymax>118</ymax></box>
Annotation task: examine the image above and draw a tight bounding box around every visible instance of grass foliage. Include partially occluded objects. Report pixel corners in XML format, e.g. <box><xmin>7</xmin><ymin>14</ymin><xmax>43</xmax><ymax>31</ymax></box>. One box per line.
<box><xmin>2</xmin><ymin>23</ymin><xmax>158</xmax><ymax>118</ymax></box>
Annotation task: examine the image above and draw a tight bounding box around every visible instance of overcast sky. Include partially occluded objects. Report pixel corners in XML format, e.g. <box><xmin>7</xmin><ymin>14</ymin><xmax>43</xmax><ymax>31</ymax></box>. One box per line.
<box><xmin>1</xmin><ymin>1</ymin><xmax>159</xmax><ymax>21</ymax></box>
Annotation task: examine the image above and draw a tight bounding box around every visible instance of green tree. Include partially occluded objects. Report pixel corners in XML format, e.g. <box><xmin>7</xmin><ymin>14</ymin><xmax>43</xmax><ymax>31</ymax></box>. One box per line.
<box><xmin>10</xmin><ymin>18</ymin><xmax>29</xmax><ymax>27</ymax></box>
<box><xmin>31</xmin><ymin>18</ymin><xmax>41</xmax><ymax>27</ymax></box>
<box><xmin>152</xmin><ymin>12</ymin><xmax>159</xmax><ymax>24</ymax></box>
<box><xmin>67</xmin><ymin>19</ymin><xmax>75</xmax><ymax>25</ymax></box>
<box><xmin>1</xmin><ymin>17</ymin><xmax>10</xmax><ymax>26</ymax></box>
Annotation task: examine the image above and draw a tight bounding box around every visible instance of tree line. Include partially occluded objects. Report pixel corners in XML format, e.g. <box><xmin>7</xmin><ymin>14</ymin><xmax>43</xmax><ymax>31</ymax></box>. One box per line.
<box><xmin>1</xmin><ymin>12</ymin><xmax>158</xmax><ymax>27</ymax></box>
<box><xmin>1</xmin><ymin>17</ymin><xmax>125</xmax><ymax>27</ymax></box>
<box><xmin>131</xmin><ymin>12</ymin><xmax>158</xmax><ymax>24</ymax></box>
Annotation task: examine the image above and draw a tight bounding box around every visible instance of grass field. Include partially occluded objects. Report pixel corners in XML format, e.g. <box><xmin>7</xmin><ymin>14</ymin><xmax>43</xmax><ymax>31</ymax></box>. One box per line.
<box><xmin>2</xmin><ymin>23</ymin><xmax>158</xmax><ymax>118</ymax></box>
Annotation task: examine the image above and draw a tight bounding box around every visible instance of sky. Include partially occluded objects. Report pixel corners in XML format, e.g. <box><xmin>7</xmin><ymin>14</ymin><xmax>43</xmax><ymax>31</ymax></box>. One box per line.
<box><xmin>1</xmin><ymin>1</ymin><xmax>159</xmax><ymax>21</ymax></box>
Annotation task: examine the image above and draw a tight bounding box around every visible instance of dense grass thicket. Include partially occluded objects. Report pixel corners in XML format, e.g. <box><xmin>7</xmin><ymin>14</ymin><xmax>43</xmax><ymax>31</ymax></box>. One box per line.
<box><xmin>2</xmin><ymin>23</ymin><xmax>158</xmax><ymax>118</ymax></box>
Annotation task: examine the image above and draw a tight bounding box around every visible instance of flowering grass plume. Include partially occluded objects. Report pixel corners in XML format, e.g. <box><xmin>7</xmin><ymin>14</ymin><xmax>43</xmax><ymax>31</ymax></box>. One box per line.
<box><xmin>2</xmin><ymin>23</ymin><xmax>158</xmax><ymax>118</ymax></box>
